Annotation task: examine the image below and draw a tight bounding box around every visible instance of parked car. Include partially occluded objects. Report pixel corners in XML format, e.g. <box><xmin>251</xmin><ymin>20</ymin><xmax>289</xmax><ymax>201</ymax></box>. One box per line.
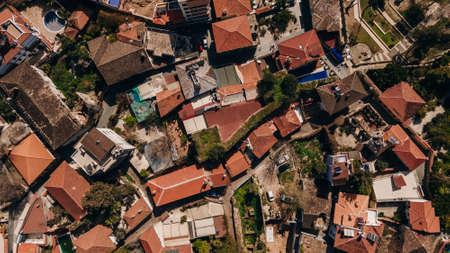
<box><xmin>267</xmin><ymin>191</ymin><xmax>275</xmax><ymax>202</ymax></box>
<box><xmin>281</xmin><ymin>194</ymin><xmax>292</xmax><ymax>203</ymax></box>
<box><xmin>278</xmin><ymin>162</ymin><xmax>291</xmax><ymax>173</ymax></box>
<box><xmin>202</xmin><ymin>38</ymin><xmax>208</xmax><ymax>49</ymax></box>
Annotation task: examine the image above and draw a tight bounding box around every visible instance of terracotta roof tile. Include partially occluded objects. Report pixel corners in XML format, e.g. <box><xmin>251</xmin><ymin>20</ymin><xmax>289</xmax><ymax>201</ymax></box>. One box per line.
<box><xmin>73</xmin><ymin>225</ymin><xmax>115</xmax><ymax>253</ymax></box>
<box><xmin>409</xmin><ymin>201</ymin><xmax>440</xmax><ymax>233</ymax></box>
<box><xmin>22</xmin><ymin>196</ymin><xmax>47</xmax><ymax>235</ymax></box>
<box><xmin>63</xmin><ymin>26</ymin><xmax>79</xmax><ymax>40</ymax></box>
<box><xmin>139</xmin><ymin>226</ymin><xmax>163</xmax><ymax>253</ymax></box>
<box><xmin>204</xmin><ymin>100</ymin><xmax>262</xmax><ymax>141</ymax></box>
<box><xmin>213</xmin><ymin>0</ymin><xmax>251</xmax><ymax>18</ymax></box>
<box><xmin>272</xmin><ymin>103</ymin><xmax>303</xmax><ymax>137</ymax></box>
<box><xmin>156</xmin><ymin>86</ymin><xmax>184</xmax><ymax>117</ymax></box>
<box><xmin>333</xmin><ymin>224</ymin><xmax>384</xmax><ymax>253</ymax></box>
<box><xmin>277</xmin><ymin>30</ymin><xmax>324</xmax><ymax>70</ymax></box>
<box><xmin>9</xmin><ymin>134</ymin><xmax>55</xmax><ymax>185</ymax></box>
<box><xmin>117</xmin><ymin>21</ymin><xmax>146</xmax><ymax>45</ymax></box>
<box><xmin>45</xmin><ymin>161</ymin><xmax>91</xmax><ymax>221</ymax></box>
<box><xmin>225</xmin><ymin>151</ymin><xmax>250</xmax><ymax>177</ymax></box>
<box><xmin>393</xmin><ymin>139</ymin><xmax>427</xmax><ymax>171</ymax></box>
<box><xmin>208</xmin><ymin>164</ymin><xmax>231</xmax><ymax>187</ymax></box>
<box><xmin>139</xmin><ymin>226</ymin><xmax>193</xmax><ymax>253</ymax></box>
<box><xmin>383</xmin><ymin>125</ymin><xmax>427</xmax><ymax>171</ymax></box>
<box><xmin>379</xmin><ymin>82</ymin><xmax>425</xmax><ymax>122</ymax></box>
<box><xmin>393</xmin><ymin>174</ymin><xmax>406</xmax><ymax>188</ymax></box>
<box><xmin>212</xmin><ymin>16</ymin><xmax>253</xmax><ymax>53</ymax></box>
<box><xmin>68</xmin><ymin>5</ymin><xmax>93</xmax><ymax>30</ymax></box>
<box><xmin>17</xmin><ymin>243</ymin><xmax>41</xmax><ymax>253</ymax></box>
<box><xmin>147</xmin><ymin>165</ymin><xmax>210</xmax><ymax>207</ymax></box>
<box><xmin>247</xmin><ymin>121</ymin><xmax>278</xmax><ymax>158</ymax></box>
<box><xmin>124</xmin><ymin>198</ymin><xmax>152</xmax><ymax>232</ymax></box>
<box><xmin>333</xmin><ymin>192</ymin><xmax>369</xmax><ymax>227</ymax></box>
<box><xmin>237</xmin><ymin>61</ymin><xmax>263</xmax><ymax>84</ymax></box>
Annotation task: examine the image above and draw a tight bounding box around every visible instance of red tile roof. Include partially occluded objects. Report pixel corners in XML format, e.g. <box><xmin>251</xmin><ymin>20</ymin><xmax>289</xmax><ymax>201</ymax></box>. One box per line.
<box><xmin>124</xmin><ymin>198</ymin><xmax>152</xmax><ymax>232</ymax></box>
<box><xmin>393</xmin><ymin>174</ymin><xmax>406</xmax><ymax>188</ymax></box>
<box><xmin>333</xmin><ymin>224</ymin><xmax>384</xmax><ymax>253</ymax></box>
<box><xmin>204</xmin><ymin>100</ymin><xmax>262</xmax><ymax>141</ymax></box>
<box><xmin>9</xmin><ymin>134</ymin><xmax>55</xmax><ymax>185</ymax></box>
<box><xmin>409</xmin><ymin>201</ymin><xmax>440</xmax><ymax>233</ymax></box>
<box><xmin>117</xmin><ymin>21</ymin><xmax>145</xmax><ymax>44</ymax></box>
<box><xmin>22</xmin><ymin>196</ymin><xmax>47</xmax><ymax>235</ymax></box>
<box><xmin>237</xmin><ymin>60</ymin><xmax>264</xmax><ymax>84</ymax></box>
<box><xmin>393</xmin><ymin>139</ymin><xmax>427</xmax><ymax>171</ymax></box>
<box><xmin>63</xmin><ymin>26</ymin><xmax>79</xmax><ymax>40</ymax></box>
<box><xmin>212</xmin><ymin>16</ymin><xmax>253</xmax><ymax>53</ymax></box>
<box><xmin>17</xmin><ymin>243</ymin><xmax>41</xmax><ymax>253</ymax></box>
<box><xmin>247</xmin><ymin>121</ymin><xmax>278</xmax><ymax>159</ymax></box>
<box><xmin>147</xmin><ymin>165</ymin><xmax>210</xmax><ymax>207</ymax></box>
<box><xmin>73</xmin><ymin>225</ymin><xmax>115</xmax><ymax>253</ymax></box>
<box><xmin>225</xmin><ymin>151</ymin><xmax>250</xmax><ymax>178</ymax></box>
<box><xmin>272</xmin><ymin>103</ymin><xmax>303</xmax><ymax>137</ymax></box>
<box><xmin>208</xmin><ymin>164</ymin><xmax>231</xmax><ymax>187</ymax></box>
<box><xmin>277</xmin><ymin>30</ymin><xmax>324</xmax><ymax>70</ymax></box>
<box><xmin>379</xmin><ymin>82</ymin><xmax>425</xmax><ymax>122</ymax></box>
<box><xmin>45</xmin><ymin>161</ymin><xmax>91</xmax><ymax>221</ymax></box>
<box><xmin>333</xmin><ymin>192</ymin><xmax>369</xmax><ymax>227</ymax></box>
<box><xmin>139</xmin><ymin>226</ymin><xmax>193</xmax><ymax>253</ymax></box>
<box><xmin>382</xmin><ymin>125</ymin><xmax>427</xmax><ymax>171</ymax></box>
<box><xmin>213</xmin><ymin>0</ymin><xmax>251</xmax><ymax>18</ymax></box>
<box><xmin>68</xmin><ymin>5</ymin><xmax>92</xmax><ymax>31</ymax></box>
<box><xmin>156</xmin><ymin>86</ymin><xmax>185</xmax><ymax>117</ymax></box>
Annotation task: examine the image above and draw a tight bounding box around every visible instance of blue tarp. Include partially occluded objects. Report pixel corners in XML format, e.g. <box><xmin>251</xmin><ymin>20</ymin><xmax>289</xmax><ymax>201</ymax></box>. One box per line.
<box><xmin>108</xmin><ymin>0</ymin><xmax>120</xmax><ymax>7</ymax></box>
<box><xmin>331</xmin><ymin>48</ymin><xmax>344</xmax><ymax>63</ymax></box>
<box><xmin>298</xmin><ymin>70</ymin><xmax>328</xmax><ymax>83</ymax></box>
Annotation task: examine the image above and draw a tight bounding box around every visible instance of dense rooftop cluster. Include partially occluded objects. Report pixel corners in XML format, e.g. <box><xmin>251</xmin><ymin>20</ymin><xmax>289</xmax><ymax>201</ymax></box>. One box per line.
<box><xmin>0</xmin><ymin>0</ymin><xmax>447</xmax><ymax>253</ymax></box>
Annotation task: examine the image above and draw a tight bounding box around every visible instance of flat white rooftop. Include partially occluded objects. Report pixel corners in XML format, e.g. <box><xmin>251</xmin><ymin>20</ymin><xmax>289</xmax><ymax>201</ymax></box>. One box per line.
<box><xmin>373</xmin><ymin>170</ymin><xmax>423</xmax><ymax>203</ymax></box>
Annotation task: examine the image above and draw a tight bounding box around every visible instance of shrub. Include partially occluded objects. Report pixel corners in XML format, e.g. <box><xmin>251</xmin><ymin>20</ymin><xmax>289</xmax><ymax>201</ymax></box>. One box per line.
<box><xmin>143</xmin><ymin>111</ymin><xmax>162</xmax><ymax>126</ymax></box>
<box><xmin>205</xmin><ymin>143</ymin><xmax>226</xmax><ymax>162</ymax></box>
<box><xmin>0</xmin><ymin>97</ymin><xmax>17</xmax><ymax>123</ymax></box>
<box><xmin>140</xmin><ymin>170</ymin><xmax>150</xmax><ymax>178</ymax></box>
<box><xmin>180</xmin><ymin>215</ymin><xmax>187</xmax><ymax>224</ymax></box>
<box><xmin>375</xmin><ymin>160</ymin><xmax>389</xmax><ymax>171</ymax></box>
<box><xmin>192</xmin><ymin>239</ymin><xmax>210</xmax><ymax>253</ymax></box>
<box><xmin>124</xmin><ymin>116</ymin><xmax>137</xmax><ymax>128</ymax></box>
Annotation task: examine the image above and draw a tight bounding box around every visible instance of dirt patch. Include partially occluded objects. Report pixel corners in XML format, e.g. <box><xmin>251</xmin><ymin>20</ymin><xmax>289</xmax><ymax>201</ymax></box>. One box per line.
<box><xmin>301</xmin><ymin>178</ymin><xmax>332</xmax><ymax>216</ymax></box>
<box><xmin>165</xmin><ymin>118</ymin><xmax>190</xmax><ymax>161</ymax></box>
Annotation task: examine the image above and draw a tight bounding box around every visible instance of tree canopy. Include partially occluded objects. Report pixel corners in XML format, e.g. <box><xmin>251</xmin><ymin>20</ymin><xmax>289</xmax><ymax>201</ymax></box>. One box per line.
<box><xmin>82</xmin><ymin>182</ymin><xmax>136</xmax><ymax>227</ymax></box>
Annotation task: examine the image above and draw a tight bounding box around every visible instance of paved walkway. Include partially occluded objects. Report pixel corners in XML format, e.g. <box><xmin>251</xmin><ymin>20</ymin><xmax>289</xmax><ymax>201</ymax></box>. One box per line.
<box><xmin>97</xmin><ymin>101</ymin><xmax>117</xmax><ymax>128</ymax></box>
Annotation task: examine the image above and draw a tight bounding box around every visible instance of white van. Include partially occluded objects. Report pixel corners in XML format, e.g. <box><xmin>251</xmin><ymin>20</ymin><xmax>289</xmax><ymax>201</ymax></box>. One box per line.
<box><xmin>267</xmin><ymin>191</ymin><xmax>275</xmax><ymax>202</ymax></box>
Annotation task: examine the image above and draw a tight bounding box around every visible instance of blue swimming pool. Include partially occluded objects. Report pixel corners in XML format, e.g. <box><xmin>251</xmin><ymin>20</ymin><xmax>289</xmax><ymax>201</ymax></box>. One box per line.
<box><xmin>43</xmin><ymin>10</ymin><xmax>66</xmax><ymax>32</ymax></box>
<box><xmin>108</xmin><ymin>0</ymin><xmax>120</xmax><ymax>8</ymax></box>
<box><xmin>298</xmin><ymin>70</ymin><xmax>328</xmax><ymax>83</ymax></box>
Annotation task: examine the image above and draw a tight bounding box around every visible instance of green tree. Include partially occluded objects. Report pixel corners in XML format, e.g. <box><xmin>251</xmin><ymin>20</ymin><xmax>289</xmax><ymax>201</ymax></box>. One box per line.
<box><xmin>82</xmin><ymin>182</ymin><xmax>136</xmax><ymax>227</ymax></box>
<box><xmin>345</xmin><ymin>169</ymin><xmax>373</xmax><ymax>195</ymax></box>
<box><xmin>205</xmin><ymin>143</ymin><xmax>226</xmax><ymax>162</ymax></box>
<box><xmin>193</xmin><ymin>239</ymin><xmax>210</xmax><ymax>253</ymax></box>
<box><xmin>213</xmin><ymin>236</ymin><xmax>240</xmax><ymax>253</ymax></box>
<box><xmin>0</xmin><ymin>97</ymin><xmax>17</xmax><ymax>123</ymax></box>
<box><xmin>143</xmin><ymin>111</ymin><xmax>162</xmax><ymax>126</ymax></box>
<box><xmin>123</xmin><ymin>115</ymin><xmax>137</xmax><ymax>128</ymax></box>
<box><xmin>424</xmin><ymin>111</ymin><xmax>450</xmax><ymax>150</ymax></box>
<box><xmin>367</xmin><ymin>64</ymin><xmax>408</xmax><ymax>90</ymax></box>
<box><xmin>403</xmin><ymin>4</ymin><xmax>424</xmax><ymax>27</ymax></box>
<box><xmin>258</xmin><ymin>69</ymin><xmax>276</xmax><ymax>104</ymax></box>
<box><xmin>270</xmin><ymin>9</ymin><xmax>295</xmax><ymax>33</ymax></box>
<box><xmin>375</xmin><ymin>160</ymin><xmax>389</xmax><ymax>171</ymax></box>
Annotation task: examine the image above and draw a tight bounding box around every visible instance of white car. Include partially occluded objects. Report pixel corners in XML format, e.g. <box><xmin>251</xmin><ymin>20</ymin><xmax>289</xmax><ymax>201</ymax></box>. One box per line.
<box><xmin>267</xmin><ymin>191</ymin><xmax>275</xmax><ymax>202</ymax></box>
<box><xmin>202</xmin><ymin>38</ymin><xmax>208</xmax><ymax>49</ymax></box>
